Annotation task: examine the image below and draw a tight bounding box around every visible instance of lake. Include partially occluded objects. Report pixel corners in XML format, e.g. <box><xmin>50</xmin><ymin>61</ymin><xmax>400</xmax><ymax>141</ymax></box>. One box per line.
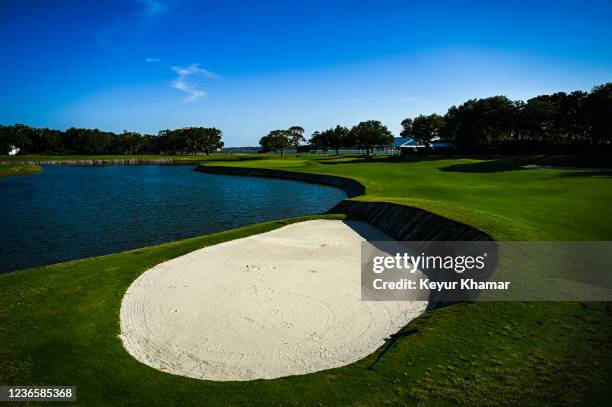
<box><xmin>0</xmin><ymin>165</ymin><xmax>346</xmax><ymax>273</ymax></box>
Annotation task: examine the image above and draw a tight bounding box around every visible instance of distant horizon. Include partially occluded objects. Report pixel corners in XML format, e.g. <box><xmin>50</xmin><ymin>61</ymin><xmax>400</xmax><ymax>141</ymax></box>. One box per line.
<box><xmin>1</xmin><ymin>0</ymin><xmax>611</xmax><ymax>145</ymax></box>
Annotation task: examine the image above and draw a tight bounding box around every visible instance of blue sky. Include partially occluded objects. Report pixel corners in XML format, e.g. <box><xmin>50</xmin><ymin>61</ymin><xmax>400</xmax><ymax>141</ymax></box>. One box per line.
<box><xmin>1</xmin><ymin>0</ymin><xmax>611</xmax><ymax>146</ymax></box>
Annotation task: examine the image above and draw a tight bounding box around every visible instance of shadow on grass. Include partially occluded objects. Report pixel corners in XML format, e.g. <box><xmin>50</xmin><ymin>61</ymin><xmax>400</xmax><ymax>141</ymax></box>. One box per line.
<box><xmin>558</xmin><ymin>170</ymin><xmax>612</xmax><ymax>178</ymax></box>
<box><xmin>439</xmin><ymin>159</ymin><xmax>523</xmax><ymax>173</ymax></box>
<box><xmin>440</xmin><ymin>155</ymin><xmax>612</xmax><ymax>174</ymax></box>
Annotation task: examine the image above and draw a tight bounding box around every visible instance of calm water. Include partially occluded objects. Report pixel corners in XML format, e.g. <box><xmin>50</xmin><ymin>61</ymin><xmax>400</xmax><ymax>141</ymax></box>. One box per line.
<box><xmin>0</xmin><ymin>165</ymin><xmax>346</xmax><ymax>273</ymax></box>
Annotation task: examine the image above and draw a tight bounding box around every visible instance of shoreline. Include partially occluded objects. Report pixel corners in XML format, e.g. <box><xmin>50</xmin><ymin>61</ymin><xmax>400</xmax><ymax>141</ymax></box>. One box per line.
<box><xmin>1</xmin><ymin>162</ymin><xmax>492</xmax><ymax>274</ymax></box>
<box><xmin>1</xmin><ymin>158</ymin><xmax>193</xmax><ymax>165</ymax></box>
<box><xmin>196</xmin><ymin>164</ymin><xmax>491</xmax><ymax>242</ymax></box>
<box><xmin>195</xmin><ymin>164</ymin><xmax>366</xmax><ymax>198</ymax></box>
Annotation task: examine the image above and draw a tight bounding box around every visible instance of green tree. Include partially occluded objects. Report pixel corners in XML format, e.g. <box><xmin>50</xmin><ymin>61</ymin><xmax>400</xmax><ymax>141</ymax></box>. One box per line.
<box><xmin>522</xmin><ymin>95</ymin><xmax>557</xmax><ymax>144</ymax></box>
<box><xmin>480</xmin><ymin>96</ymin><xmax>515</xmax><ymax>145</ymax></box>
<box><xmin>259</xmin><ymin>130</ymin><xmax>290</xmax><ymax>157</ymax></box>
<box><xmin>308</xmin><ymin>130</ymin><xmax>328</xmax><ymax>152</ymax></box>
<box><xmin>412</xmin><ymin>114</ymin><xmax>444</xmax><ymax>147</ymax></box>
<box><xmin>561</xmin><ymin>91</ymin><xmax>589</xmax><ymax>144</ymax></box>
<box><xmin>400</xmin><ymin>118</ymin><xmax>413</xmax><ymax>137</ymax></box>
<box><xmin>38</xmin><ymin>128</ymin><xmax>65</xmax><ymax>153</ymax></box>
<box><xmin>584</xmin><ymin>83</ymin><xmax>612</xmax><ymax>144</ymax></box>
<box><xmin>310</xmin><ymin>126</ymin><xmax>349</xmax><ymax>155</ymax></box>
<box><xmin>444</xmin><ymin>97</ymin><xmax>514</xmax><ymax>149</ymax></box>
<box><xmin>349</xmin><ymin>120</ymin><xmax>394</xmax><ymax>156</ymax></box>
<box><xmin>328</xmin><ymin>125</ymin><xmax>349</xmax><ymax>155</ymax></box>
<box><xmin>287</xmin><ymin>126</ymin><xmax>305</xmax><ymax>155</ymax></box>
<box><xmin>180</xmin><ymin>127</ymin><xmax>209</xmax><ymax>155</ymax></box>
<box><xmin>0</xmin><ymin>124</ymin><xmax>33</xmax><ymax>154</ymax></box>
<box><xmin>157</xmin><ymin>129</ymin><xmax>181</xmax><ymax>155</ymax></box>
<box><xmin>115</xmin><ymin>131</ymin><xmax>142</xmax><ymax>155</ymax></box>
<box><xmin>200</xmin><ymin>127</ymin><xmax>224</xmax><ymax>155</ymax></box>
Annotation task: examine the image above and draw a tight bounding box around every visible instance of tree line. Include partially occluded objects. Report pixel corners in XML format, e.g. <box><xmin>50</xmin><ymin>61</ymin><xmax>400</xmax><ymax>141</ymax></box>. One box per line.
<box><xmin>401</xmin><ymin>82</ymin><xmax>612</xmax><ymax>152</ymax></box>
<box><xmin>262</xmin><ymin>121</ymin><xmax>394</xmax><ymax>156</ymax></box>
<box><xmin>258</xmin><ymin>126</ymin><xmax>306</xmax><ymax>157</ymax></box>
<box><xmin>0</xmin><ymin>125</ymin><xmax>224</xmax><ymax>155</ymax></box>
<box><xmin>268</xmin><ymin>82</ymin><xmax>611</xmax><ymax>155</ymax></box>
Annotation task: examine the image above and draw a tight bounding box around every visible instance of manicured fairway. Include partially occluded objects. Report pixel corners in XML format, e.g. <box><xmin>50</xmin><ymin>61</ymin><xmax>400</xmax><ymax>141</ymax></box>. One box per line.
<box><xmin>0</xmin><ymin>155</ymin><xmax>611</xmax><ymax>406</ymax></box>
<box><xmin>203</xmin><ymin>154</ymin><xmax>612</xmax><ymax>240</ymax></box>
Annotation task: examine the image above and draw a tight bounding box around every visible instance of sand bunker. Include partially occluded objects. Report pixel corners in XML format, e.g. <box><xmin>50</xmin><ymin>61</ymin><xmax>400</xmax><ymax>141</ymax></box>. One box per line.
<box><xmin>120</xmin><ymin>219</ymin><xmax>426</xmax><ymax>381</ymax></box>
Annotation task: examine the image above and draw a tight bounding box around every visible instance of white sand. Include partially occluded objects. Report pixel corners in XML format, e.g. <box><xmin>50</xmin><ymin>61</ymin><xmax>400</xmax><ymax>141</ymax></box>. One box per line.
<box><xmin>119</xmin><ymin>219</ymin><xmax>426</xmax><ymax>381</ymax></box>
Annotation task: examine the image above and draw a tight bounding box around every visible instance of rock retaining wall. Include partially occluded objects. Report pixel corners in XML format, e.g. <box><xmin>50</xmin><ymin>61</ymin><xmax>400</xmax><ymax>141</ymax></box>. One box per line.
<box><xmin>195</xmin><ymin>165</ymin><xmax>365</xmax><ymax>198</ymax></box>
<box><xmin>331</xmin><ymin>200</ymin><xmax>492</xmax><ymax>241</ymax></box>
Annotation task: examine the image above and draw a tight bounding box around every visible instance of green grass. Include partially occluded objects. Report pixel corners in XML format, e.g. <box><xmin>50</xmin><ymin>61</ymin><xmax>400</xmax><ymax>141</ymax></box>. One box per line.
<box><xmin>1</xmin><ymin>154</ymin><xmax>611</xmax><ymax>406</ymax></box>
<box><xmin>0</xmin><ymin>164</ymin><xmax>42</xmax><ymax>177</ymax></box>
<box><xmin>203</xmin><ymin>154</ymin><xmax>612</xmax><ymax>240</ymax></box>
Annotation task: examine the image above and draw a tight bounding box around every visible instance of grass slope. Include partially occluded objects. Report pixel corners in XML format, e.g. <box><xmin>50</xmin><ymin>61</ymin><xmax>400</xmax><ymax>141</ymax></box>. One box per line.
<box><xmin>1</xmin><ymin>154</ymin><xmax>611</xmax><ymax>406</ymax></box>
<box><xmin>0</xmin><ymin>164</ymin><xmax>42</xmax><ymax>177</ymax></box>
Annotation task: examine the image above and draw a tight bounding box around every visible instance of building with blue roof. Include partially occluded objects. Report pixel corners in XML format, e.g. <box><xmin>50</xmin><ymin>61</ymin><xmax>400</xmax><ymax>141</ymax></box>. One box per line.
<box><xmin>393</xmin><ymin>136</ymin><xmax>455</xmax><ymax>154</ymax></box>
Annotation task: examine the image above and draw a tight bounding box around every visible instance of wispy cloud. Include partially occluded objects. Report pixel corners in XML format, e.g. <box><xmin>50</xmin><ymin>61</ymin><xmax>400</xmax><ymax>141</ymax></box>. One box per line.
<box><xmin>171</xmin><ymin>64</ymin><xmax>218</xmax><ymax>102</ymax></box>
<box><xmin>172</xmin><ymin>64</ymin><xmax>218</xmax><ymax>79</ymax></box>
<box><xmin>145</xmin><ymin>57</ymin><xmax>161</xmax><ymax>62</ymax></box>
<box><xmin>94</xmin><ymin>0</ymin><xmax>173</xmax><ymax>48</ymax></box>
<box><xmin>135</xmin><ymin>0</ymin><xmax>169</xmax><ymax>17</ymax></box>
